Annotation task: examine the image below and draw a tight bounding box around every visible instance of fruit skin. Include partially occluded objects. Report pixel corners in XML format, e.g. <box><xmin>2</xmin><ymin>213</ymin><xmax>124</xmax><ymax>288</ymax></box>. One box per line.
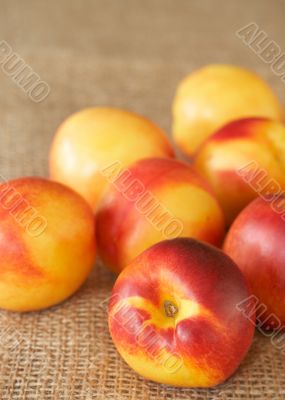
<box><xmin>96</xmin><ymin>157</ymin><xmax>225</xmax><ymax>273</ymax></box>
<box><xmin>194</xmin><ymin>117</ymin><xmax>285</xmax><ymax>226</ymax></box>
<box><xmin>49</xmin><ymin>107</ymin><xmax>174</xmax><ymax>211</ymax></box>
<box><xmin>0</xmin><ymin>177</ymin><xmax>96</xmax><ymax>312</ymax></box>
<box><xmin>172</xmin><ymin>64</ymin><xmax>284</xmax><ymax>156</ymax></box>
<box><xmin>109</xmin><ymin>238</ymin><xmax>255</xmax><ymax>387</ymax></box>
<box><xmin>224</xmin><ymin>196</ymin><xmax>285</xmax><ymax>331</ymax></box>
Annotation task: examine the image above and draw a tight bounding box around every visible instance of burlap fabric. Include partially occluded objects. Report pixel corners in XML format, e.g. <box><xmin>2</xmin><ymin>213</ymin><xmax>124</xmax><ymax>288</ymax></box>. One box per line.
<box><xmin>0</xmin><ymin>0</ymin><xmax>285</xmax><ymax>398</ymax></box>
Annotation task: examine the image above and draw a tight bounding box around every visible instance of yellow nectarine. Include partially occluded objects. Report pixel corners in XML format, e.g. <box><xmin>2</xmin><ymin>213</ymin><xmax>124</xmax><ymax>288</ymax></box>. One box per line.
<box><xmin>49</xmin><ymin>107</ymin><xmax>174</xmax><ymax>210</ymax></box>
<box><xmin>0</xmin><ymin>177</ymin><xmax>96</xmax><ymax>312</ymax></box>
<box><xmin>172</xmin><ymin>64</ymin><xmax>283</xmax><ymax>156</ymax></box>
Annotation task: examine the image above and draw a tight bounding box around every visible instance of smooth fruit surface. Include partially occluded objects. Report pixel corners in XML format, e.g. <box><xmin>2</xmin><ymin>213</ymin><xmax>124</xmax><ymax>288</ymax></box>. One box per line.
<box><xmin>96</xmin><ymin>157</ymin><xmax>225</xmax><ymax>273</ymax></box>
<box><xmin>224</xmin><ymin>196</ymin><xmax>285</xmax><ymax>330</ymax></box>
<box><xmin>194</xmin><ymin>118</ymin><xmax>285</xmax><ymax>225</ymax></box>
<box><xmin>109</xmin><ymin>238</ymin><xmax>255</xmax><ymax>387</ymax></box>
<box><xmin>49</xmin><ymin>107</ymin><xmax>174</xmax><ymax>210</ymax></box>
<box><xmin>0</xmin><ymin>177</ymin><xmax>96</xmax><ymax>311</ymax></box>
<box><xmin>172</xmin><ymin>64</ymin><xmax>283</xmax><ymax>156</ymax></box>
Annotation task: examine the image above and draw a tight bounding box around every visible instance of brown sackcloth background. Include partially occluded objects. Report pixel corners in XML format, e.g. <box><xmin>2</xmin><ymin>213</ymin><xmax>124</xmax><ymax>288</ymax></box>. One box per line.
<box><xmin>1</xmin><ymin>0</ymin><xmax>285</xmax><ymax>398</ymax></box>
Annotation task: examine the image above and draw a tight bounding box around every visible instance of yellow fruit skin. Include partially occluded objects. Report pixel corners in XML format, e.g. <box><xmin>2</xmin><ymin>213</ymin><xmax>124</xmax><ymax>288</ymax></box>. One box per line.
<box><xmin>0</xmin><ymin>177</ymin><xmax>96</xmax><ymax>312</ymax></box>
<box><xmin>172</xmin><ymin>64</ymin><xmax>284</xmax><ymax>156</ymax></box>
<box><xmin>49</xmin><ymin>107</ymin><xmax>174</xmax><ymax>211</ymax></box>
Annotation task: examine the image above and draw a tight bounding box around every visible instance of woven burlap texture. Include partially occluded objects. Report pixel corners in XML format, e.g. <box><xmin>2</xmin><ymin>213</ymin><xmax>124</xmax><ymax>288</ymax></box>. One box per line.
<box><xmin>1</xmin><ymin>1</ymin><xmax>285</xmax><ymax>398</ymax></box>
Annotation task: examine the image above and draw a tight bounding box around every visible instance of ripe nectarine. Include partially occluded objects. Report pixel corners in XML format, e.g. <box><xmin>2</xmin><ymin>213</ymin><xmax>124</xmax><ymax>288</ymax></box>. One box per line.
<box><xmin>96</xmin><ymin>157</ymin><xmax>225</xmax><ymax>273</ymax></box>
<box><xmin>172</xmin><ymin>64</ymin><xmax>283</xmax><ymax>156</ymax></box>
<box><xmin>49</xmin><ymin>107</ymin><xmax>174</xmax><ymax>211</ymax></box>
<box><xmin>194</xmin><ymin>117</ymin><xmax>285</xmax><ymax>225</ymax></box>
<box><xmin>0</xmin><ymin>177</ymin><xmax>96</xmax><ymax>311</ymax></box>
<box><xmin>224</xmin><ymin>195</ymin><xmax>285</xmax><ymax>331</ymax></box>
<box><xmin>109</xmin><ymin>238</ymin><xmax>255</xmax><ymax>387</ymax></box>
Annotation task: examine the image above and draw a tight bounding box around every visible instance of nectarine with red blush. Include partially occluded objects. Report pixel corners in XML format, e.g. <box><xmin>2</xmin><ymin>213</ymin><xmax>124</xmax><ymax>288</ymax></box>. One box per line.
<box><xmin>0</xmin><ymin>177</ymin><xmax>96</xmax><ymax>311</ymax></box>
<box><xmin>96</xmin><ymin>157</ymin><xmax>225</xmax><ymax>273</ymax></box>
<box><xmin>224</xmin><ymin>195</ymin><xmax>285</xmax><ymax>331</ymax></box>
<box><xmin>194</xmin><ymin>117</ymin><xmax>285</xmax><ymax>225</ymax></box>
<box><xmin>109</xmin><ymin>238</ymin><xmax>255</xmax><ymax>387</ymax></box>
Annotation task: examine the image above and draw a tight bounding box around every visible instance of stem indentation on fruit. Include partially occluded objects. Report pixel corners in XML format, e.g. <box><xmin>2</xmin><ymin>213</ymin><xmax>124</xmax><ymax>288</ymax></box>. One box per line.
<box><xmin>164</xmin><ymin>300</ymin><xmax>178</xmax><ymax>318</ymax></box>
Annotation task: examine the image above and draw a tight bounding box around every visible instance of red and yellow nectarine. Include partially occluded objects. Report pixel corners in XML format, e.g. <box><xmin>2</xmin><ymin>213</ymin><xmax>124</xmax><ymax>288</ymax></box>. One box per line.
<box><xmin>0</xmin><ymin>177</ymin><xmax>96</xmax><ymax>312</ymax></box>
<box><xmin>109</xmin><ymin>238</ymin><xmax>255</xmax><ymax>387</ymax></box>
<box><xmin>96</xmin><ymin>157</ymin><xmax>225</xmax><ymax>273</ymax></box>
<box><xmin>194</xmin><ymin>117</ymin><xmax>285</xmax><ymax>225</ymax></box>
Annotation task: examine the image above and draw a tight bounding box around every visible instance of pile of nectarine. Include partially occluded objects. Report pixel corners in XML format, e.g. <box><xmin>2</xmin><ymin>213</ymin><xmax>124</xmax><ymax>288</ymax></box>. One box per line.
<box><xmin>2</xmin><ymin>63</ymin><xmax>285</xmax><ymax>389</ymax></box>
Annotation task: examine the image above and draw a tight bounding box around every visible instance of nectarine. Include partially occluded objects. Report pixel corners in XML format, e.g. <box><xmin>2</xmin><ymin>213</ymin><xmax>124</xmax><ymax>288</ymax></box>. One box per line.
<box><xmin>109</xmin><ymin>238</ymin><xmax>255</xmax><ymax>387</ymax></box>
<box><xmin>97</xmin><ymin>157</ymin><xmax>225</xmax><ymax>273</ymax></box>
<box><xmin>172</xmin><ymin>64</ymin><xmax>283</xmax><ymax>156</ymax></box>
<box><xmin>194</xmin><ymin>118</ymin><xmax>285</xmax><ymax>225</ymax></box>
<box><xmin>224</xmin><ymin>195</ymin><xmax>285</xmax><ymax>331</ymax></box>
<box><xmin>0</xmin><ymin>177</ymin><xmax>96</xmax><ymax>311</ymax></box>
<box><xmin>49</xmin><ymin>107</ymin><xmax>174</xmax><ymax>210</ymax></box>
